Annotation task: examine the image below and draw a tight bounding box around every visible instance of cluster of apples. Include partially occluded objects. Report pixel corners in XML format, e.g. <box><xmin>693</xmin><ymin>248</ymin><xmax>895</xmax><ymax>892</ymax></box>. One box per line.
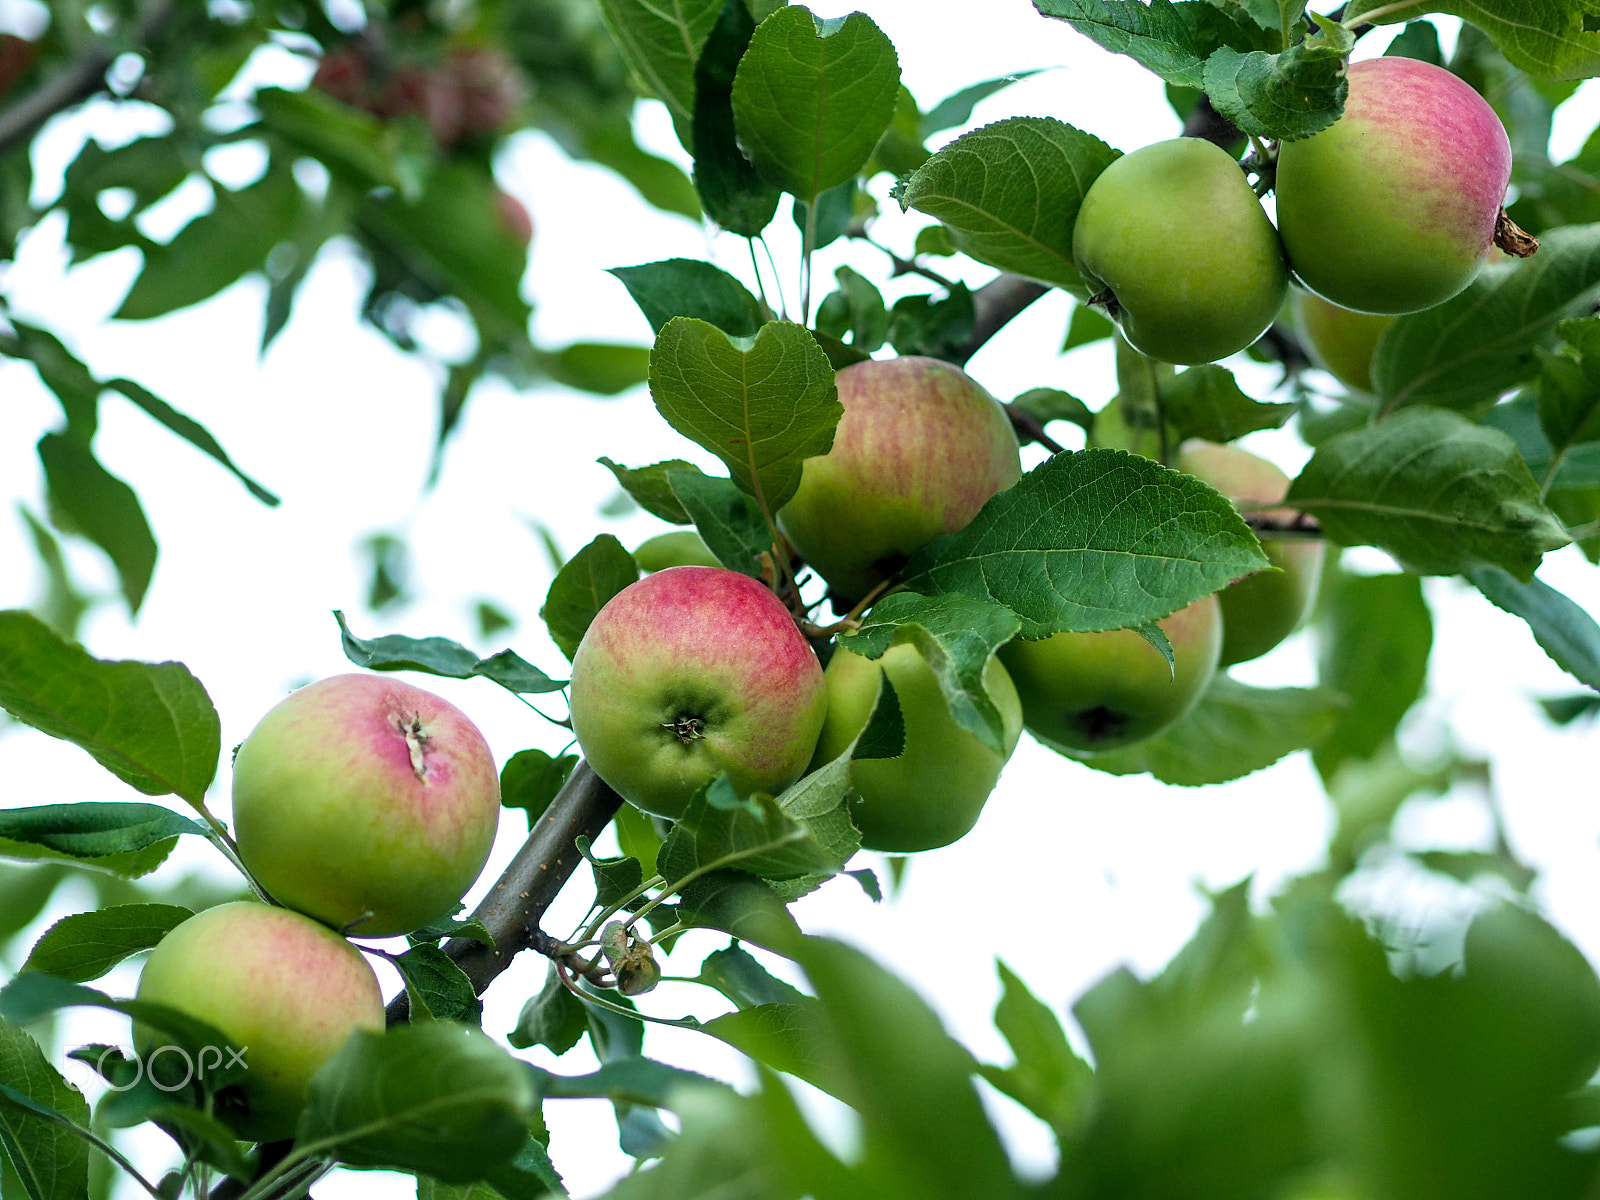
<box><xmin>1077</xmin><ymin>57</ymin><xmax>1514</xmax><ymax>366</ymax></box>
<box><xmin>135</xmin><ymin>674</ymin><xmax>503</xmax><ymax>1139</ymax></box>
<box><xmin>570</xmin><ymin>354</ymin><xmax>1324</xmax><ymax>855</ymax></box>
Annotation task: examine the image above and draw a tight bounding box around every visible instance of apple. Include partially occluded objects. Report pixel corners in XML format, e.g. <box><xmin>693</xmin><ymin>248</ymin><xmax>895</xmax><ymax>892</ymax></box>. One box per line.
<box><xmin>232</xmin><ymin>673</ymin><xmax>501</xmax><ymax>938</ymax></box>
<box><xmin>135</xmin><ymin>901</ymin><xmax>384</xmax><ymax>1142</ymax></box>
<box><xmin>567</xmin><ymin>566</ymin><xmax>828</xmax><ymax>819</ymax></box>
<box><xmin>494</xmin><ymin>189</ymin><xmax>535</xmax><ymax>247</ymax></box>
<box><xmin>1274</xmin><ymin>57</ymin><xmax>1512</xmax><ymax>315</ymax></box>
<box><xmin>443</xmin><ymin>46</ymin><xmax>523</xmax><ymax>137</ymax></box>
<box><xmin>632</xmin><ymin>529</ymin><xmax>720</xmax><ymax>572</ymax></box>
<box><xmin>776</xmin><ymin>356</ymin><xmax>1022</xmax><ymax>607</ymax></box>
<box><xmin>999</xmin><ymin>594</ymin><xmax>1223</xmax><ymax>753</ymax></box>
<box><xmin>1073</xmin><ymin>138</ymin><xmax>1288</xmax><ymax>365</ymax></box>
<box><xmin>1176</xmin><ymin>439</ymin><xmax>1326</xmax><ymax>666</ymax></box>
<box><xmin>1290</xmin><ymin>288</ymin><xmax>1395</xmax><ymax>394</ymax></box>
<box><xmin>812</xmin><ymin>641</ymin><xmax>1023</xmax><ymax>852</ymax></box>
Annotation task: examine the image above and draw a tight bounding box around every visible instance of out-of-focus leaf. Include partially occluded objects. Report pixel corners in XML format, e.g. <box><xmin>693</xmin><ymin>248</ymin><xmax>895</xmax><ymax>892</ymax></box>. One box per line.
<box><xmin>37</xmin><ymin>434</ymin><xmax>156</xmax><ymax>616</ymax></box>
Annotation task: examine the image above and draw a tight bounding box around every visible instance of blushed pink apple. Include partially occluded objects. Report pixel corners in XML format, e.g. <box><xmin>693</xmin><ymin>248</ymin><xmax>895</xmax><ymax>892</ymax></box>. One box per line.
<box><xmin>777</xmin><ymin>356</ymin><xmax>1022</xmax><ymax>607</ymax></box>
<box><xmin>232</xmin><ymin>673</ymin><xmax>501</xmax><ymax>937</ymax></box>
<box><xmin>999</xmin><ymin>594</ymin><xmax>1223</xmax><ymax>754</ymax></box>
<box><xmin>1275</xmin><ymin>57</ymin><xmax>1512</xmax><ymax>315</ymax></box>
<box><xmin>136</xmin><ymin>901</ymin><xmax>384</xmax><ymax>1141</ymax></box>
<box><xmin>1176</xmin><ymin>439</ymin><xmax>1326</xmax><ymax>666</ymax></box>
<box><xmin>567</xmin><ymin>566</ymin><xmax>827</xmax><ymax>819</ymax></box>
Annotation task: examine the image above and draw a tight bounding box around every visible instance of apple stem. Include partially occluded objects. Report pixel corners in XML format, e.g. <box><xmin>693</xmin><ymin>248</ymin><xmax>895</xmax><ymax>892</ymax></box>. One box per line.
<box><xmin>1493</xmin><ymin>208</ymin><xmax>1540</xmax><ymax>258</ymax></box>
<box><xmin>552</xmin><ymin>955</ymin><xmax>703</xmax><ymax>1029</ymax></box>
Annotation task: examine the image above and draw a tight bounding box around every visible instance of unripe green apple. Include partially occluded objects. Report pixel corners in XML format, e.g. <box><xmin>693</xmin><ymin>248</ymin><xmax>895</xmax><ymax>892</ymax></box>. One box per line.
<box><xmin>568</xmin><ymin>566</ymin><xmax>828</xmax><ymax>819</ymax></box>
<box><xmin>632</xmin><ymin>529</ymin><xmax>720</xmax><ymax>572</ymax></box>
<box><xmin>1290</xmin><ymin>288</ymin><xmax>1395</xmax><ymax>393</ymax></box>
<box><xmin>812</xmin><ymin>642</ymin><xmax>1023</xmax><ymax>853</ymax></box>
<box><xmin>999</xmin><ymin>594</ymin><xmax>1222</xmax><ymax>754</ymax></box>
<box><xmin>776</xmin><ymin>356</ymin><xmax>1021</xmax><ymax>607</ymax></box>
<box><xmin>1275</xmin><ymin>57</ymin><xmax>1512</xmax><ymax>315</ymax></box>
<box><xmin>135</xmin><ymin>901</ymin><xmax>384</xmax><ymax>1141</ymax></box>
<box><xmin>1176</xmin><ymin>439</ymin><xmax>1326</xmax><ymax>666</ymax></box>
<box><xmin>1072</xmin><ymin>138</ymin><xmax>1288</xmax><ymax>365</ymax></box>
<box><xmin>232</xmin><ymin>673</ymin><xmax>501</xmax><ymax>938</ymax></box>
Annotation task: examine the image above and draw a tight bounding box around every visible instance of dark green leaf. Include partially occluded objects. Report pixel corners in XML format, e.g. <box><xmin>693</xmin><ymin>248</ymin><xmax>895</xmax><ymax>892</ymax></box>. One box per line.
<box><xmin>1287</xmin><ymin>407</ymin><xmax>1570</xmax><ymax>580</ymax></box>
<box><xmin>667</xmin><ymin>469</ymin><xmax>772</xmax><ymax>577</ymax></box>
<box><xmin>1159</xmin><ymin>364</ymin><xmax>1294</xmax><ymax>443</ymax></box>
<box><xmin>393</xmin><ymin>945</ymin><xmax>482</xmax><ymax>1025</ymax></box>
<box><xmin>649</xmin><ymin>318</ymin><xmax>841</xmax><ymax>511</ymax></box>
<box><xmin>0</xmin><ymin>803</ymin><xmax>205</xmax><ymax>879</ymax></box>
<box><xmin>899</xmin><ymin>117</ymin><xmax>1119</xmax><ymax>294</ymax></box>
<box><xmin>1539</xmin><ymin>317</ymin><xmax>1600</xmax><ymax>457</ymax></box>
<box><xmin>21</xmin><ymin>903</ymin><xmax>191</xmax><ymax>983</ymax></box>
<box><xmin>657</xmin><ymin>778</ymin><xmax>841</xmax><ymax>885</ymax></box>
<box><xmin>1373</xmin><ymin>225</ymin><xmax>1600</xmax><ymax>411</ymax></box>
<box><xmin>1012</xmin><ymin>388</ymin><xmax>1094</xmax><ymax>433</ymax></box>
<box><xmin>333</xmin><ymin>614</ymin><xmax>566</xmax><ymax>693</ymax></box>
<box><xmin>597</xmin><ymin>0</ymin><xmax>723</xmax><ymax>141</ymax></box>
<box><xmin>691</xmin><ymin>0</ymin><xmax>782</xmax><ymax>237</ymax></box>
<box><xmin>609</xmin><ymin>260</ymin><xmax>765</xmax><ymax>338</ymax></box>
<box><xmin>536</xmin><ymin>343</ymin><xmax>651</xmax><ymax>397</ymax></box>
<box><xmin>500</xmin><ymin>751</ymin><xmax>578</xmax><ymax>829</ymax></box>
<box><xmin>598</xmin><ymin>457</ymin><xmax>703</xmax><ymax>525</ymax></box>
<box><xmin>539</xmin><ymin>535</ymin><xmax>641</xmax><ymax>662</ymax></box>
<box><xmin>37</xmin><ymin>434</ymin><xmax>156</xmax><ymax>616</ymax></box>
<box><xmin>1033</xmin><ymin>0</ymin><xmax>1273</xmax><ymax>88</ymax></box>
<box><xmin>509</xmin><ymin>963</ymin><xmax>589</xmax><ymax>1057</ymax></box>
<box><xmin>116</xmin><ymin>163</ymin><xmax>301</xmax><ymax>320</ymax></box>
<box><xmin>897</xmin><ymin>449</ymin><xmax>1269</xmax><ymax>638</ymax></box>
<box><xmin>695</xmin><ymin>944</ymin><xmax>809</xmax><ymax>1009</ymax></box>
<box><xmin>813</xmin><ymin>266</ymin><xmax>887</xmax><ymax>354</ymax></box>
<box><xmin>104</xmin><ymin>377</ymin><xmax>279</xmax><ymax>505</ymax></box>
<box><xmin>0</xmin><ymin>1017</ymin><xmax>90</xmax><ymax>1200</ymax></box>
<box><xmin>924</xmin><ymin>71</ymin><xmax>1044</xmax><ymax>134</ymax></box>
<box><xmin>886</xmin><ymin>285</ymin><xmax>975</xmax><ymax>361</ymax></box>
<box><xmin>731</xmin><ymin>7</ymin><xmax>901</xmax><ymax>203</ymax></box>
<box><xmin>1470</xmin><ymin>566</ymin><xmax>1600</xmax><ymax>690</ymax></box>
<box><xmin>1201</xmin><ymin>22</ymin><xmax>1351</xmax><ymax>143</ymax></box>
<box><xmin>300</xmin><ymin>1023</ymin><xmax>537</xmax><ymax>1183</ymax></box>
<box><xmin>1540</xmin><ymin>693</ymin><xmax>1600</xmax><ymax>724</ymax></box>
<box><xmin>701</xmin><ymin>1002</ymin><xmax>840</xmax><ymax>1097</ymax></box>
<box><xmin>1064</xmin><ymin>302</ymin><xmax>1117</xmax><ymax>350</ymax></box>
<box><xmin>1358</xmin><ymin>1</ymin><xmax>1600</xmax><ymax>80</ymax></box>
<box><xmin>1054</xmin><ymin>676</ymin><xmax>1345</xmax><ymax>785</ymax></box>
<box><xmin>0</xmin><ymin>610</ymin><xmax>219</xmax><ymax>806</ymax></box>
<box><xmin>676</xmin><ymin>871</ymin><xmax>802</xmax><ymax>955</ymax></box>
<box><xmin>792</xmin><ymin>178</ymin><xmax>860</xmax><ymax>251</ymax></box>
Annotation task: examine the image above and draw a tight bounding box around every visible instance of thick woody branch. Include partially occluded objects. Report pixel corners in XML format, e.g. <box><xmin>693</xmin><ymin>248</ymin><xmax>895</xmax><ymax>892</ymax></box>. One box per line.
<box><xmin>0</xmin><ymin>0</ymin><xmax>179</xmax><ymax>156</ymax></box>
<box><xmin>385</xmin><ymin>760</ymin><xmax>622</xmax><ymax>1022</ymax></box>
<box><xmin>952</xmin><ymin>274</ymin><xmax>1048</xmax><ymax>366</ymax></box>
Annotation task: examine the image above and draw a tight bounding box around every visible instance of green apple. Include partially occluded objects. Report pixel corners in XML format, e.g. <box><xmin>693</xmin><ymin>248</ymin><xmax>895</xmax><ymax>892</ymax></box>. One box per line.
<box><xmin>135</xmin><ymin>901</ymin><xmax>384</xmax><ymax>1141</ymax></box>
<box><xmin>1290</xmin><ymin>288</ymin><xmax>1395</xmax><ymax>394</ymax></box>
<box><xmin>1176</xmin><ymin>439</ymin><xmax>1325</xmax><ymax>666</ymax></box>
<box><xmin>232</xmin><ymin>673</ymin><xmax>501</xmax><ymax>938</ymax></box>
<box><xmin>632</xmin><ymin>529</ymin><xmax>720</xmax><ymax>572</ymax></box>
<box><xmin>568</xmin><ymin>565</ymin><xmax>828</xmax><ymax>819</ymax></box>
<box><xmin>776</xmin><ymin>356</ymin><xmax>1021</xmax><ymax>607</ymax></box>
<box><xmin>999</xmin><ymin>594</ymin><xmax>1222</xmax><ymax>753</ymax></box>
<box><xmin>1073</xmin><ymin>138</ymin><xmax>1287</xmax><ymax>365</ymax></box>
<box><xmin>1275</xmin><ymin>57</ymin><xmax>1512</xmax><ymax>315</ymax></box>
<box><xmin>812</xmin><ymin>641</ymin><xmax>1023</xmax><ymax>853</ymax></box>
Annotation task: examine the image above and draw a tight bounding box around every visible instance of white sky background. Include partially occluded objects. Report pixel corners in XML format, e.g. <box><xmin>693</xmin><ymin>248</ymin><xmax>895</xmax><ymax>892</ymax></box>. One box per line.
<box><xmin>1</xmin><ymin>1</ymin><xmax>1600</xmax><ymax>1195</ymax></box>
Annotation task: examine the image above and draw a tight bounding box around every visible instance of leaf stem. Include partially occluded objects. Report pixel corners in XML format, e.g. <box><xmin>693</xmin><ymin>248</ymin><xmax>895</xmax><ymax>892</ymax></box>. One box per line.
<box><xmin>553</xmin><ymin>957</ymin><xmax>702</xmax><ymax>1029</ymax></box>
<box><xmin>758</xmin><ymin>234</ymin><xmax>789</xmax><ymax>322</ymax></box>
<box><xmin>1341</xmin><ymin>1</ymin><xmax>1413</xmax><ymax>28</ymax></box>
<box><xmin>747</xmin><ymin>239</ymin><xmax>776</xmax><ymax>323</ymax></box>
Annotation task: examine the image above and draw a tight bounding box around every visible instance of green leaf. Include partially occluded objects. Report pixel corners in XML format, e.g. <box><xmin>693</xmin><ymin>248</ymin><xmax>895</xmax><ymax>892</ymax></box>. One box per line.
<box><xmin>104</xmin><ymin>376</ymin><xmax>280</xmax><ymax>505</ymax></box>
<box><xmin>1373</xmin><ymin>225</ymin><xmax>1600</xmax><ymax>412</ymax></box>
<box><xmin>898</xmin><ymin>117</ymin><xmax>1119</xmax><ymax>295</ymax></box>
<box><xmin>21</xmin><ymin>903</ymin><xmax>191</xmax><ymax>983</ymax></box>
<box><xmin>0</xmin><ymin>976</ymin><xmax>238</xmax><ymax>1063</ymax></box>
<box><xmin>535</xmin><ymin>343</ymin><xmax>651</xmax><ymax>397</ymax></box>
<box><xmin>254</xmin><ymin>86</ymin><xmax>400</xmax><ymax>190</ymax></box>
<box><xmin>886</xmin><ymin>285</ymin><xmax>975</xmax><ymax>361</ymax></box>
<box><xmin>1286</xmin><ymin>407</ymin><xmax>1570</xmax><ymax>580</ymax></box>
<box><xmin>813</xmin><ymin>266</ymin><xmax>887</xmax><ymax>354</ymax></box>
<box><xmin>610</xmin><ymin>260</ymin><xmax>765</xmax><ymax>338</ymax></box>
<box><xmin>694</xmin><ymin>944</ymin><xmax>809</xmax><ymax>1009</ymax></box>
<box><xmin>657</xmin><ymin>777</ymin><xmax>843</xmax><ymax>884</ymax></box>
<box><xmin>977</xmin><ymin>961</ymin><xmax>1094</xmax><ymax>1133</ymax></box>
<box><xmin>730</xmin><ymin>7</ymin><xmax>901</xmax><ymax>203</ymax></box>
<box><xmin>924</xmin><ymin>70</ymin><xmax>1045</xmax><ymax>135</ymax></box>
<box><xmin>1470</xmin><ymin>566</ymin><xmax>1600</xmax><ymax>690</ymax></box>
<box><xmin>701</xmin><ymin>1002</ymin><xmax>840</xmax><ymax>1097</ymax></box>
<box><xmin>1201</xmin><ymin>23</ymin><xmax>1352</xmax><ymax>143</ymax></box>
<box><xmin>691</xmin><ymin>0</ymin><xmax>783</xmax><ymax>237</ymax></box>
<box><xmin>1064</xmin><ymin>302</ymin><xmax>1116</xmax><ymax>350</ymax></box>
<box><xmin>1053</xmin><ymin>676</ymin><xmax>1345</xmax><ymax>786</ymax></box>
<box><xmin>676</xmin><ymin>871</ymin><xmax>803</xmax><ymax>955</ymax></box>
<box><xmin>534</xmin><ymin>1057</ymin><xmax>731</xmax><ymax>1108</ymax></box>
<box><xmin>0</xmin><ymin>610</ymin><xmax>220</xmax><ymax>806</ymax></box>
<box><xmin>897</xmin><ymin>449</ymin><xmax>1269</xmax><ymax>638</ymax></box>
<box><xmin>598</xmin><ymin>457</ymin><xmax>702</xmax><ymax>524</ymax></box>
<box><xmin>0</xmin><ymin>1017</ymin><xmax>90</xmax><ymax>1200</ymax></box>
<box><xmin>116</xmin><ymin>162</ymin><xmax>301</xmax><ymax>320</ymax></box>
<box><xmin>597</xmin><ymin>0</ymin><xmax>724</xmax><ymax>142</ymax></box>
<box><xmin>1033</xmin><ymin>0</ymin><xmax>1273</xmax><ymax>89</ymax></box>
<box><xmin>0</xmin><ymin>804</ymin><xmax>206</xmax><ymax>879</ymax></box>
<box><xmin>649</xmin><ymin>318</ymin><xmax>841</xmax><ymax>512</ymax></box>
<box><xmin>300</xmin><ymin>1023</ymin><xmax>537</xmax><ymax>1183</ymax></box>
<box><xmin>1312</xmin><ymin>570</ymin><xmax>1432</xmax><ymax>780</ymax></box>
<box><xmin>36</xmin><ymin>433</ymin><xmax>157</xmax><ymax>616</ymax></box>
<box><xmin>1013</xmin><ymin>387</ymin><xmax>1094</xmax><ymax>433</ymax></box>
<box><xmin>845</xmin><ymin>592</ymin><xmax>1022</xmax><ymax>754</ymax></box>
<box><xmin>333</xmin><ymin>613</ymin><xmax>566</xmax><ymax>693</ymax></box>
<box><xmin>1539</xmin><ymin>317</ymin><xmax>1600</xmax><ymax>457</ymax></box>
<box><xmin>509</xmin><ymin>964</ymin><xmax>588</xmax><ymax>1057</ymax></box>
<box><xmin>539</xmin><ymin>534</ymin><xmax>640</xmax><ymax>662</ymax></box>
<box><xmin>793</xmin><ymin>936</ymin><xmax>1017</xmax><ymax>1198</ymax></box>
<box><xmin>1158</xmin><ymin>364</ymin><xmax>1293</xmax><ymax>443</ymax></box>
<box><xmin>500</xmin><ymin>751</ymin><xmax>578</xmax><ymax>830</ymax></box>
<box><xmin>1357</xmin><ymin>1</ymin><xmax>1600</xmax><ymax>80</ymax></box>
<box><xmin>667</xmin><ymin>469</ymin><xmax>772</xmax><ymax>577</ymax></box>
<box><xmin>393</xmin><ymin>945</ymin><xmax>482</xmax><ymax>1025</ymax></box>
